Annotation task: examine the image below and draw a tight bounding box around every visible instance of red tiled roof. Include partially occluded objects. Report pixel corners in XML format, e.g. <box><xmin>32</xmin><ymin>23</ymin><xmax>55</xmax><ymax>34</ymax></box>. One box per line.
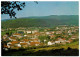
<box><xmin>50</xmin><ymin>35</ymin><xmax>55</xmax><ymax>37</ymax></box>
<box><xmin>30</xmin><ymin>42</ymin><xmax>40</xmax><ymax>46</ymax></box>
<box><xmin>9</xmin><ymin>36</ymin><xmax>16</xmax><ymax>39</ymax></box>
<box><xmin>69</xmin><ymin>40</ymin><xmax>72</xmax><ymax>42</ymax></box>
<box><xmin>57</xmin><ymin>38</ymin><xmax>61</xmax><ymax>39</ymax></box>
<box><xmin>20</xmin><ymin>43</ymin><xmax>27</xmax><ymax>45</ymax></box>
<box><xmin>62</xmin><ymin>38</ymin><xmax>66</xmax><ymax>40</ymax></box>
<box><xmin>11</xmin><ymin>41</ymin><xmax>19</xmax><ymax>44</ymax></box>
<box><xmin>33</xmin><ymin>38</ymin><xmax>39</xmax><ymax>41</ymax></box>
<box><xmin>22</xmin><ymin>39</ymin><xmax>29</xmax><ymax>42</ymax></box>
<box><xmin>13</xmin><ymin>33</ymin><xmax>21</xmax><ymax>35</ymax></box>
<box><xmin>72</xmin><ymin>36</ymin><xmax>77</xmax><ymax>38</ymax></box>
<box><xmin>56</xmin><ymin>38</ymin><xmax>62</xmax><ymax>41</ymax></box>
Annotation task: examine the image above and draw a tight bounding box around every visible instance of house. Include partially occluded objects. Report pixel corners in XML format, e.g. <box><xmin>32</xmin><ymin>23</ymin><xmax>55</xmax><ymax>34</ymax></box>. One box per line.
<box><xmin>15</xmin><ymin>44</ymin><xmax>21</xmax><ymax>47</ymax></box>
<box><xmin>44</xmin><ymin>39</ymin><xmax>47</xmax><ymax>42</ymax></box>
<box><xmin>13</xmin><ymin>33</ymin><xmax>23</xmax><ymax>39</ymax></box>
<box><xmin>3</xmin><ymin>35</ymin><xmax>8</xmax><ymax>40</ymax></box>
<box><xmin>56</xmin><ymin>31</ymin><xmax>62</xmax><ymax>34</ymax></box>
<box><xmin>66</xmin><ymin>39</ymin><xmax>72</xmax><ymax>43</ymax></box>
<box><xmin>34</xmin><ymin>32</ymin><xmax>40</xmax><ymax>37</ymax></box>
<box><xmin>26</xmin><ymin>30</ymin><xmax>32</xmax><ymax>34</ymax></box>
<box><xmin>21</xmin><ymin>39</ymin><xmax>29</xmax><ymax>43</ymax></box>
<box><xmin>20</xmin><ymin>39</ymin><xmax>30</xmax><ymax>45</ymax></box>
<box><xmin>24</xmin><ymin>35</ymin><xmax>27</xmax><ymax>37</ymax></box>
<box><xmin>50</xmin><ymin>32</ymin><xmax>54</xmax><ymax>34</ymax></box>
<box><xmin>31</xmin><ymin>38</ymin><xmax>40</xmax><ymax>42</ymax></box>
<box><xmin>60</xmin><ymin>38</ymin><xmax>66</xmax><ymax>43</ymax></box>
<box><xmin>40</xmin><ymin>32</ymin><xmax>46</xmax><ymax>36</ymax></box>
<box><xmin>27</xmin><ymin>32</ymin><xmax>40</xmax><ymax>38</ymax></box>
<box><xmin>27</xmin><ymin>34</ymin><xmax>35</xmax><ymax>38</ymax></box>
<box><xmin>68</xmin><ymin>30</ymin><xmax>71</xmax><ymax>33</ymax></box>
<box><xmin>58</xmin><ymin>38</ymin><xmax>66</xmax><ymax>43</ymax></box>
<box><xmin>13</xmin><ymin>33</ymin><xmax>21</xmax><ymax>37</ymax></box>
<box><xmin>48</xmin><ymin>41</ymin><xmax>55</xmax><ymax>45</ymax></box>
<box><xmin>56</xmin><ymin>27</ymin><xmax>59</xmax><ymax>30</ymax></box>
<box><xmin>71</xmin><ymin>36</ymin><xmax>77</xmax><ymax>39</ymax></box>
<box><xmin>55</xmin><ymin>40</ymin><xmax>60</xmax><ymax>44</ymax></box>
<box><xmin>49</xmin><ymin>35</ymin><xmax>55</xmax><ymax>39</ymax></box>
<box><xmin>9</xmin><ymin>36</ymin><xmax>16</xmax><ymax>41</ymax></box>
<box><xmin>46</xmin><ymin>32</ymin><xmax>50</xmax><ymax>35</ymax></box>
<box><xmin>32</xmin><ymin>30</ymin><xmax>38</xmax><ymax>34</ymax></box>
<box><xmin>8</xmin><ymin>41</ymin><xmax>20</xmax><ymax>48</ymax></box>
<box><xmin>55</xmin><ymin>38</ymin><xmax>61</xmax><ymax>44</ymax></box>
<box><xmin>30</xmin><ymin>42</ymin><xmax>40</xmax><ymax>46</ymax></box>
<box><xmin>11</xmin><ymin>41</ymin><xmax>19</xmax><ymax>45</ymax></box>
<box><xmin>7</xmin><ymin>42</ymin><xmax>12</xmax><ymax>48</ymax></box>
<box><xmin>55</xmin><ymin>38</ymin><xmax>66</xmax><ymax>44</ymax></box>
<box><xmin>20</xmin><ymin>43</ymin><xmax>28</xmax><ymax>48</ymax></box>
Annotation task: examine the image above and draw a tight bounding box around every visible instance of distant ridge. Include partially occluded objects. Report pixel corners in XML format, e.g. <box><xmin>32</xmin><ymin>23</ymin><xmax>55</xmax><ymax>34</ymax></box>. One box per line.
<box><xmin>1</xmin><ymin>15</ymin><xmax>79</xmax><ymax>28</ymax></box>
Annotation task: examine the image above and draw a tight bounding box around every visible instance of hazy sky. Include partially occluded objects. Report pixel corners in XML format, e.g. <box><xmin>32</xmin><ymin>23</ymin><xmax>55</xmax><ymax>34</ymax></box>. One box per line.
<box><xmin>1</xmin><ymin>1</ymin><xmax>79</xmax><ymax>19</ymax></box>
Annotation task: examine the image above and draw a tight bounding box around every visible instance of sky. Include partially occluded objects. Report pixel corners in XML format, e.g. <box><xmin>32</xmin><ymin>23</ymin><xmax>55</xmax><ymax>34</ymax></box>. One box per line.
<box><xmin>1</xmin><ymin>1</ymin><xmax>79</xmax><ymax>19</ymax></box>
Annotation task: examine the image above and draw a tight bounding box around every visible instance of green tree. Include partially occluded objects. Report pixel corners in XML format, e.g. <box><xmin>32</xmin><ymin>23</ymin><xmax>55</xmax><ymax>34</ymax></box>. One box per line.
<box><xmin>1</xmin><ymin>1</ymin><xmax>38</xmax><ymax>18</ymax></box>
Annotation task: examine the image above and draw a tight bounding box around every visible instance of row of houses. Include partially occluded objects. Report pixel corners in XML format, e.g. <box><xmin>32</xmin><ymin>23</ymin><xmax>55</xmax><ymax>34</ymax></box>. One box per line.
<box><xmin>4</xmin><ymin>38</ymin><xmax>41</xmax><ymax>49</ymax></box>
<box><xmin>48</xmin><ymin>38</ymin><xmax>73</xmax><ymax>45</ymax></box>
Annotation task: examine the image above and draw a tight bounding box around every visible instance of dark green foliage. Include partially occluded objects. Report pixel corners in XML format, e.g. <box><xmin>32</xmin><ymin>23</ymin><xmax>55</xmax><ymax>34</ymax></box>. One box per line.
<box><xmin>2</xmin><ymin>47</ymin><xmax>79</xmax><ymax>56</ymax></box>
<box><xmin>1</xmin><ymin>1</ymin><xmax>25</xmax><ymax>18</ymax></box>
<box><xmin>2</xmin><ymin>15</ymin><xmax>79</xmax><ymax>28</ymax></box>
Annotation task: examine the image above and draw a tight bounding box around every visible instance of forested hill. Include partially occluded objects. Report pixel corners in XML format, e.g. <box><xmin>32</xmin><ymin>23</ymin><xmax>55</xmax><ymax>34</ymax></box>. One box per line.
<box><xmin>1</xmin><ymin>15</ymin><xmax>79</xmax><ymax>28</ymax></box>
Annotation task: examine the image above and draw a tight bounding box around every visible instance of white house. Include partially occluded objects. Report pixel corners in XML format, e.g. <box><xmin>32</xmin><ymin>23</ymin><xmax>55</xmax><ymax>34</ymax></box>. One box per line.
<box><xmin>3</xmin><ymin>35</ymin><xmax>8</xmax><ymax>39</ymax></box>
<box><xmin>15</xmin><ymin>44</ymin><xmax>21</xmax><ymax>47</ymax></box>
<box><xmin>55</xmin><ymin>38</ymin><xmax>66</xmax><ymax>44</ymax></box>
<box><xmin>46</xmin><ymin>32</ymin><xmax>50</xmax><ymax>35</ymax></box>
<box><xmin>24</xmin><ymin>35</ymin><xmax>27</xmax><ymax>37</ymax></box>
<box><xmin>55</xmin><ymin>41</ymin><xmax>60</xmax><ymax>44</ymax></box>
<box><xmin>44</xmin><ymin>39</ymin><xmax>47</xmax><ymax>42</ymax></box>
<box><xmin>26</xmin><ymin>30</ymin><xmax>32</xmax><ymax>34</ymax></box>
<box><xmin>7</xmin><ymin>42</ymin><xmax>12</xmax><ymax>48</ymax></box>
<box><xmin>71</xmin><ymin>36</ymin><xmax>77</xmax><ymax>39</ymax></box>
<box><xmin>32</xmin><ymin>30</ymin><xmax>38</xmax><ymax>34</ymax></box>
<box><xmin>58</xmin><ymin>38</ymin><xmax>66</xmax><ymax>43</ymax></box>
<box><xmin>48</xmin><ymin>41</ymin><xmax>55</xmax><ymax>45</ymax></box>
<box><xmin>9</xmin><ymin>37</ymin><xmax>16</xmax><ymax>41</ymax></box>
<box><xmin>52</xmin><ymin>31</ymin><xmax>54</xmax><ymax>34</ymax></box>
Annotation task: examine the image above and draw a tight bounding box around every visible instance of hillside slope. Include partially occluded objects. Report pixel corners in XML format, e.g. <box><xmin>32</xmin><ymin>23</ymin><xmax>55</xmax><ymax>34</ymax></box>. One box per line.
<box><xmin>1</xmin><ymin>15</ymin><xmax>79</xmax><ymax>28</ymax></box>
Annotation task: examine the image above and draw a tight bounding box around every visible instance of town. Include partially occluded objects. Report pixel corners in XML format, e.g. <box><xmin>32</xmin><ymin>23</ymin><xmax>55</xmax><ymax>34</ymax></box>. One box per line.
<box><xmin>1</xmin><ymin>25</ymin><xmax>79</xmax><ymax>50</ymax></box>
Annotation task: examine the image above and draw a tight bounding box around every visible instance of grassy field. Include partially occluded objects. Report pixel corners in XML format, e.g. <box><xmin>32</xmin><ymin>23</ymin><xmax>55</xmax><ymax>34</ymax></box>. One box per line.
<box><xmin>28</xmin><ymin>41</ymin><xmax>79</xmax><ymax>52</ymax></box>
